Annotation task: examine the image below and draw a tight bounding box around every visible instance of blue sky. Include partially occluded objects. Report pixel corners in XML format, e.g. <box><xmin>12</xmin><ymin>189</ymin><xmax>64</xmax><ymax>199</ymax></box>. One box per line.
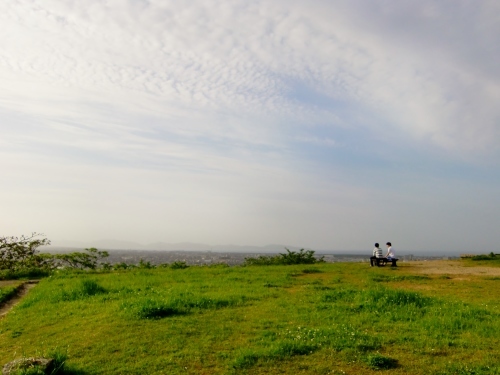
<box><xmin>1</xmin><ymin>0</ymin><xmax>499</xmax><ymax>253</ymax></box>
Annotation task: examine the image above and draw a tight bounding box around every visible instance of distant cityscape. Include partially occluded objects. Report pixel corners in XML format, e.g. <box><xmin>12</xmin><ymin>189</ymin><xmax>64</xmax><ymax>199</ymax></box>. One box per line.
<box><xmin>46</xmin><ymin>248</ymin><xmax>459</xmax><ymax>266</ymax></box>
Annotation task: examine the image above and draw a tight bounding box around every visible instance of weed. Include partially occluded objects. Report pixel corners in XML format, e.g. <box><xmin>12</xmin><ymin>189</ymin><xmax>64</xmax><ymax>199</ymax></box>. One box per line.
<box><xmin>271</xmin><ymin>341</ymin><xmax>317</xmax><ymax>357</ymax></box>
<box><xmin>232</xmin><ymin>350</ymin><xmax>261</xmax><ymax>369</ymax></box>
<box><xmin>371</xmin><ymin>274</ymin><xmax>430</xmax><ymax>282</ymax></box>
<box><xmin>362</xmin><ymin>288</ymin><xmax>434</xmax><ymax>309</ymax></box>
<box><xmin>302</xmin><ymin>268</ymin><xmax>323</xmax><ymax>274</ymax></box>
<box><xmin>0</xmin><ymin>285</ymin><xmax>19</xmax><ymax>304</ymax></box>
<box><xmin>0</xmin><ymin>268</ymin><xmax>50</xmax><ymax>280</ymax></box>
<box><xmin>321</xmin><ymin>289</ymin><xmax>356</xmax><ymax>303</ymax></box>
<box><xmin>123</xmin><ymin>299</ymin><xmax>185</xmax><ymax>319</ymax></box>
<box><xmin>365</xmin><ymin>354</ymin><xmax>398</xmax><ymax>369</ymax></box>
<box><xmin>60</xmin><ymin>279</ymin><xmax>107</xmax><ymax>301</ymax></box>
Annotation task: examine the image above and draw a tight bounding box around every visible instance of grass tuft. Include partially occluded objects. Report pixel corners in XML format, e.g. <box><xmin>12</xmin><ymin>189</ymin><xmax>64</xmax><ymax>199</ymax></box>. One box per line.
<box><xmin>302</xmin><ymin>268</ymin><xmax>323</xmax><ymax>274</ymax></box>
<box><xmin>365</xmin><ymin>354</ymin><xmax>398</xmax><ymax>370</ymax></box>
<box><xmin>59</xmin><ymin>279</ymin><xmax>107</xmax><ymax>301</ymax></box>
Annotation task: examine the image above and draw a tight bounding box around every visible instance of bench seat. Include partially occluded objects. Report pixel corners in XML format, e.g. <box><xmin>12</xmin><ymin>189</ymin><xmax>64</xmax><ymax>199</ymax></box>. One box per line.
<box><xmin>374</xmin><ymin>257</ymin><xmax>398</xmax><ymax>267</ymax></box>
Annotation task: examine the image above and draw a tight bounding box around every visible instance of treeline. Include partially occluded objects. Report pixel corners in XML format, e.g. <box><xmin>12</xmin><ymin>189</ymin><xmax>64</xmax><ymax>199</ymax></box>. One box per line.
<box><xmin>471</xmin><ymin>252</ymin><xmax>500</xmax><ymax>261</ymax></box>
<box><xmin>1</xmin><ymin>233</ymin><xmax>324</xmax><ymax>280</ymax></box>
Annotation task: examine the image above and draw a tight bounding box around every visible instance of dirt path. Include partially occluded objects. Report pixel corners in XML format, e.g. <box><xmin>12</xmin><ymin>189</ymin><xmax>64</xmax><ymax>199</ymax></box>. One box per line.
<box><xmin>0</xmin><ymin>281</ymin><xmax>39</xmax><ymax>318</ymax></box>
<box><xmin>406</xmin><ymin>260</ymin><xmax>500</xmax><ymax>276</ymax></box>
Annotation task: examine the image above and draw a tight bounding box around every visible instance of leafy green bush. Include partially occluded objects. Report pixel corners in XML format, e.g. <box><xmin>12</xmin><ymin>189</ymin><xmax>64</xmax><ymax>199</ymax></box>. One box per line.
<box><xmin>0</xmin><ymin>268</ymin><xmax>51</xmax><ymax>280</ymax></box>
<box><xmin>138</xmin><ymin>259</ymin><xmax>154</xmax><ymax>269</ymax></box>
<box><xmin>244</xmin><ymin>248</ymin><xmax>324</xmax><ymax>266</ymax></box>
<box><xmin>472</xmin><ymin>252</ymin><xmax>499</xmax><ymax>261</ymax></box>
<box><xmin>170</xmin><ymin>261</ymin><xmax>189</xmax><ymax>269</ymax></box>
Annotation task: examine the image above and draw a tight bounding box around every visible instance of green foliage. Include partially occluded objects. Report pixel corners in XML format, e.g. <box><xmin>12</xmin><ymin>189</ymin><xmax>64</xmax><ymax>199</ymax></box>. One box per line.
<box><xmin>123</xmin><ymin>299</ymin><xmax>185</xmax><ymax>319</ymax></box>
<box><xmin>0</xmin><ymin>268</ymin><xmax>51</xmax><ymax>280</ymax></box>
<box><xmin>365</xmin><ymin>354</ymin><xmax>398</xmax><ymax>369</ymax></box>
<box><xmin>371</xmin><ymin>274</ymin><xmax>430</xmax><ymax>282</ymax></box>
<box><xmin>302</xmin><ymin>268</ymin><xmax>323</xmax><ymax>274</ymax></box>
<box><xmin>137</xmin><ymin>259</ymin><xmax>154</xmax><ymax>269</ymax></box>
<box><xmin>170</xmin><ymin>261</ymin><xmax>189</xmax><ymax>269</ymax></box>
<box><xmin>0</xmin><ymin>233</ymin><xmax>111</xmax><ymax>277</ymax></box>
<box><xmin>0</xmin><ymin>233</ymin><xmax>51</xmax><ymax>271</ymax></box>
<box><xmin>53</xmin><ymin>248</ymin><xmax>109</xmax><ymax>270</ymax></box>
<box><xmin>471</xmin><ymin>252</ymin><xmax>499</xmax><ymax>261</ymax></box>
<box><xmin>244</xmin><ymin>248</ymin><xmax>324</xmax><ymax>266</ymax></box>
<box><xmin>122</xmin><ymin>293</ymin><xmax>248</xmax><ymax>319</ymax></box>
<box><xmin>59</xmin><ymin>279</ymin><xmax>108</xmax><ymax>301</ymax></box>
<box><xmin>113</xmin><ymin>262</ymin><xmax>131</xmax><ymax>270</ymax></box>
<box><xmin>0</xmin><ymin>285</ymin><xmax>19</xmax><ymax>304</ymax></box>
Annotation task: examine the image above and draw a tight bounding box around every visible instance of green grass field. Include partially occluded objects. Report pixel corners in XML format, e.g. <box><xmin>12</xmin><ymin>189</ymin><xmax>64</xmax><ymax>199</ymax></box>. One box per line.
<box><xmin>1</xmin><ymin>262</ymin><xmax>499</xmax><ymax>374</ymax></box>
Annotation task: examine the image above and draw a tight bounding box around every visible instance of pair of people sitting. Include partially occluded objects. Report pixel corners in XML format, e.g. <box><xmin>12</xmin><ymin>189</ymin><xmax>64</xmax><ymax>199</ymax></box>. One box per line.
<box><xmin>370</xmin><ymin>242</ymin><xmax>394</xmax><ymax>266</ymax></box>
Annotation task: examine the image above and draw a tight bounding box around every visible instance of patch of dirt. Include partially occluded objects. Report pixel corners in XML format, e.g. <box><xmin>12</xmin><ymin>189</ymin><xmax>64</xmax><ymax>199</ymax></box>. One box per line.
<box><xmin>0</xmin><ymin>281</ymin><xmax>38</xmax><ymax>318</ymax></box>
<box><xmin>0</xmin><ymin>280</ymin><xmax>22</xmax><ymax>287</ymax></box>
<box><xmin>408</xmin><ymin>260</ymin><xmax>500</xmax><ymax>276</ymax></box>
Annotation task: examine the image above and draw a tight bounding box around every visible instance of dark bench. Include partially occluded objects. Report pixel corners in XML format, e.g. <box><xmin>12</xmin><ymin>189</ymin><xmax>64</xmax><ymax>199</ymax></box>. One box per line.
<box><xmin>374</xmin><ymin>257</ymin><xmax>398</xmax><ymax>267</ymax></box>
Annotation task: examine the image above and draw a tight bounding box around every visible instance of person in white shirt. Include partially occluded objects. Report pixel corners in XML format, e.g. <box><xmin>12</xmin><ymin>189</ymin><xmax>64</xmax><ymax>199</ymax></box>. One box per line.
<box><xmin>370</xmin><ymin>243</ymin><xmax>383</xmax><ymax>266</ymax></box>
<box><xmin>385</xmin><ymin>242</ymin><xmax>395</xmax><ymax>260</ymax></box>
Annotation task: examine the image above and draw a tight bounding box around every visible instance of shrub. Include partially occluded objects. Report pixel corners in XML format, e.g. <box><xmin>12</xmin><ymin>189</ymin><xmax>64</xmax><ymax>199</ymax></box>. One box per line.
<box><xmin>302</xmin><ymin>268</ymin><xmax>323</xmax><ymax>274</ymax></box>
<box><xmin>244</xmin><ymin>248</ymin><xmax>324</xmax><ymax>266</ymax></box>
<box><xmin>365</xmin><ymin>354</ymin><xmax>398</xmax><ymax>369</ymax></box>
<box><xmin>113</xmin><ymin>262</ymin><xmax>130</xmax><ymax>270</ymax></box>
<box><xmin>170</xmin><ymin>261</ymin><xmax>189</xmax><ymax>269</ymax></box>
<box><xmin>0</xmin><ymin>268</ymin><xmax>51</xmax><ymax>280</ymax></box>
<box><xmin>138</xmin><ymin>259</ymin><xmax>155</xmax><ymax>269</ymax></box>
<box><xmin>60</xmin><ymin>279</ymin><xmax>107</xmax><ymax>301</ymax></box>
<box><xmin>128</xmin><ymin>299</ymin><xmax>185</xmax><ymax>319</ymax></box>
<box><xmin>472</xmin><ymin>252</ymin><xmax>499</xmax><ymax>261</ymax></box>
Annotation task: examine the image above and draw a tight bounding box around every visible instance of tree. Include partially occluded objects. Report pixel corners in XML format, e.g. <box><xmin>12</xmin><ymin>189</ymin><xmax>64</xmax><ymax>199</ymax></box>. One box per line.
<box><xmin>0</xmin><ymin>233</ymin><xmax>51</xmax><ymax>271</ymax></box>
<box><xmin>53</xmin><ymin>248</ymin><xmax>109</xmax><ymax>270</ymax></box>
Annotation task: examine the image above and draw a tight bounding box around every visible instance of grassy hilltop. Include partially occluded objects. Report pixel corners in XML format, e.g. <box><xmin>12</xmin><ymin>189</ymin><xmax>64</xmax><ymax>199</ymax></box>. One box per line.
<box><xmin>1</xmin><ymin>261</ymin><xmax>500</xmax><ymax>374</ymax></box>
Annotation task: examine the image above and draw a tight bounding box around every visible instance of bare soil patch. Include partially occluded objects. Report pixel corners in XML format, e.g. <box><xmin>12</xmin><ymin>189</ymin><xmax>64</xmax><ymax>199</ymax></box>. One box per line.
<box><xmin>408</xmin><ymin>260</ymin><xmax>500</xmax><ymax>276</ymax></box>
<box><xmin>0</xmin><ymin>281</ymin><xmax>38</xmax><ymax>318</ymax></box>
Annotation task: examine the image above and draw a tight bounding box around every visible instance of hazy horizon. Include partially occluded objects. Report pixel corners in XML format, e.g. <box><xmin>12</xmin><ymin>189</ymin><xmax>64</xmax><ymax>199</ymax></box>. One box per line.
<box><xmin>2</xmin><ymin>1</ymin><xmax>499</xmax><ymax>254</ymax></box>
<box><xmin>43</xmin><ymin>239</ymin><xmax>466</xmax><ymax>257</ymax></box>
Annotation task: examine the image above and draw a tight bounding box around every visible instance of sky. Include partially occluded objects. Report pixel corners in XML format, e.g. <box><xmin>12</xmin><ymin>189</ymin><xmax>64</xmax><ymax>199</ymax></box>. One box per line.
<box><xmin>1</xmin><ymin>0</ymin><xmax>499</xmax><ymax>254</ymax></box>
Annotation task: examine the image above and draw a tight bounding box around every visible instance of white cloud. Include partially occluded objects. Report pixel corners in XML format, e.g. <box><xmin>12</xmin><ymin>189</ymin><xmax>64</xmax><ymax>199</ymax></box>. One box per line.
<box><xmin>0</xmin><ymin>0</ymin><xmax>499</xmax><ymax>250</ymax></box>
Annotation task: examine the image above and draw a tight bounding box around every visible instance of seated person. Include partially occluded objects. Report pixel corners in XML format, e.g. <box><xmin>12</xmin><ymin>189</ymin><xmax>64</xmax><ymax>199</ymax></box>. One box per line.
<box><xmin>385</xmin><ymin>242</ymin><xmax>395</xmax><ymax>260</ymax></box>
<box><xmin>370</xmin><ymin>243</ymin><xmax>383</xmax><ymax>266</ymax></box>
